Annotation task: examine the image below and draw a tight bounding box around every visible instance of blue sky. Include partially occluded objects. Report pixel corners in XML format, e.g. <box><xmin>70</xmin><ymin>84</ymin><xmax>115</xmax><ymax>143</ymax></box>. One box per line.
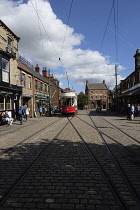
<box><xmin>0</xmin><ymin>0</ymin><xmax>140</xmax><ymax>93</ymax></box>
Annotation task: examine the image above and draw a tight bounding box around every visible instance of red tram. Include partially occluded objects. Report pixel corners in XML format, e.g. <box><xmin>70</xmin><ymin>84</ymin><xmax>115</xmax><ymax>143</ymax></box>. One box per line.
<box><xmin>61</xmin><ymin>88</ymin><xmax>77</xmax><ymax>115</ymax></box>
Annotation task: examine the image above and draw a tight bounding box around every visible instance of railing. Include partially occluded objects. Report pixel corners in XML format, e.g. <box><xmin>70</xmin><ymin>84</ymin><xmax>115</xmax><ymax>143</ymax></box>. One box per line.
<box><xmin>6</xmin><ymin>46</ymin><xmax>16</xmax><ymax>58</ymax></box>
<box><xmin>18</xmin><ymin>54</ymin><xmax>34</xmax><ymax>70</ymax></box>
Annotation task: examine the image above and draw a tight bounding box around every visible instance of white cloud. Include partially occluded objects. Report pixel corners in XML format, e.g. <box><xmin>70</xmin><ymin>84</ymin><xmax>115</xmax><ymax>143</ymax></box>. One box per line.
<box><xmin>0</xmin><ymin>0</ymin><xmax>125</xmax><ymax>93</ymax></box>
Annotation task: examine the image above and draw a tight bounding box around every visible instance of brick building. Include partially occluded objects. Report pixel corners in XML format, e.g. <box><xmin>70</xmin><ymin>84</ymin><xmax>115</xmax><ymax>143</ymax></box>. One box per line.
<box><xmin>118</xmin><ymin>49</ymin><xmax>140</xmax><ymax>106</ymax></box>
<box><xmin>42</xmin><ymin>67</ymin><xmax>61</xmax><ymax>110</ymax></box>
<box><xmin>85</xmin><ymin>80</ymin><xmax>108</xmax><ymax>110</ymax></box>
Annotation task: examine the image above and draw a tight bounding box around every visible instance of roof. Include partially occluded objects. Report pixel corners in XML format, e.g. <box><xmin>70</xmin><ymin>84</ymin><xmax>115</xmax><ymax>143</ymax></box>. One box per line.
<box><xmin>87</xmin><ymin>83</ymin><xmax>108</xmax><ymax>90</ymax></box>
<box><xmin>18</xmin><ymin>60</ymin><xmax>49</xmax><ymax>84</ymax></box>
<box><xmin>0</xmin><ymin>20</ymin><xmax>20</xmax><ymax>41</ymax></box>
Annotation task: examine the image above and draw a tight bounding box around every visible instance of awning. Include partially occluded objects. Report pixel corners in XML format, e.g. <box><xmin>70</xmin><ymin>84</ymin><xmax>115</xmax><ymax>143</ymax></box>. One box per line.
<box><xmin>127</xmin><ymin>88</ymin><xmax>140</xmax><ymax>96</ymax></box>
<box><xmin>119</xmin><ymin>88</ymin><xmax>140</xmax><ymax>98</ymax></box>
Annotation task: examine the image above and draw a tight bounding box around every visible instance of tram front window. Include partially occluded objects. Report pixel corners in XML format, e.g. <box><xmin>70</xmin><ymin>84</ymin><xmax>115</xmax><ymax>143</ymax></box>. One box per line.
<box><xmin>62</xmin><ymin>98</ymin><xmax>74</xmax><ymax>106</ymax></box>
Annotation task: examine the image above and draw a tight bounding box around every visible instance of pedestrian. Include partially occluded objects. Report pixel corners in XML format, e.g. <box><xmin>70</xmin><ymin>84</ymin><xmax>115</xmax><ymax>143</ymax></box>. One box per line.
<box><xmin>18</xmin><ymin>106</ymin><xmax>24</xmax><ymax>125</ymax></box>
<box><xmin>25</xmin><ymin>107</ymin><xmax>30</xmax><ymax>122</ymax></box>
<box><xmin>39</xmin><ymin>107</ymin><xmax>42</xmax><ymax>116</ymax></box>
<box><xmin>3</xmin><ymin>111</ymin><xmax>13</xmax><ymax>125</ymax></box>
<box><xmin>131</xmin><ymin>104</ymin><xmax>135</xmax><ymax>120</ymax></box>
<box><xmin>126</xmin><ymin>104</ymin><xmax>131</xmax><ymax>120</ymax></box>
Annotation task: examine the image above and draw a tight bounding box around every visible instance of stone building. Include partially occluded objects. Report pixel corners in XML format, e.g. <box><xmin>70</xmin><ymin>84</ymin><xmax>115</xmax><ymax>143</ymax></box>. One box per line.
<box><xmin>119</xmin><ymin>49</ymin><xmax>140</xmax><ymax>106</ymax></box>
<box><xmin>85</xmin><ymin>80</ymin><xmax>108</xmax><ymax>110</ymax></box>
<box><xmin>0</xmin><ymin>20</ymin><xmax>22</xmax><ymax>118</ymax></box>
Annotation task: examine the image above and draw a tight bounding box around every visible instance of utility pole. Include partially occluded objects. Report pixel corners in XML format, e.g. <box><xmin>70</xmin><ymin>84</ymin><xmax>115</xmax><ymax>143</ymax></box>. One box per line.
<box><xmin>48</xmin><ymin>69</ymin><xmax>51</xmax><ymax>116</ymax></box>
<box><xmin>115</xmin><ymin>64</ymin><xmax>118</xmax><ymax>115</ymax></box>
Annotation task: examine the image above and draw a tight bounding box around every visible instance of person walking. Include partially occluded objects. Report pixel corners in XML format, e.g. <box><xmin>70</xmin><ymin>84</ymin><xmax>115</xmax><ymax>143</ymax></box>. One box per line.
<box><xmin>25</xmin><ymin>107</ymin><xmax>30</xmax><ymax>122</ymax></box>
<box><xmin>131</xmin><ymin>104</ymin><xmax>135</xmax><ymax>120</ymax></box>
<box><xmin>18</xmin><ymin>106</ymin><xmax>24</xmax><ymax>125</ymax></box>
<box><xmin>126</xmin><ymin>104</ymin><xmax>131</xmax><ymax>120</ymax></box>
<box><xmin>39</xmin><ymin>107</ymin><xmax>43</xmax><ymax>116</ymax></box>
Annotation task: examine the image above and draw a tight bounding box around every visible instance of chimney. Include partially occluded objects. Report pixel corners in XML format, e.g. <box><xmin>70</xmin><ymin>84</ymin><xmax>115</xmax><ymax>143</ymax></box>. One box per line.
<box><xmin>134</xmin><ymin>49</ymin><xmax>140</xmax><ymax>71</ymax></box>
<box><xmin>42</xmin><ymin>67</ymin><xmax>48</xmax><ymax>77</ymax></box>
<box><xmin>35</xmin><ymin>64</ymin><xmax>40</xmax><ymax>73</ymax></box>
<box><xmin>103</xmin><ymin>79</ymin><xmax>105</xmax><ymax>84</ymax></box>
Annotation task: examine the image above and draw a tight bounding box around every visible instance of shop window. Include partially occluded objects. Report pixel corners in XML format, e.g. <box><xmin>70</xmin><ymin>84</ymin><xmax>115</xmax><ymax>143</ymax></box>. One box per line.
<box><xmin>2</xmin><ymin>58</ymin><xmax>9</xmax><ymax>83</ymax></box>
<box><xmin>5</xmin><ymin>96</ymin><xmax>11</xmax><ymax>110</ymax></box>
<box><xmin>0</xmin><ymin>95</ymin><xmax>4</xmax><ymax>110</ymax></box>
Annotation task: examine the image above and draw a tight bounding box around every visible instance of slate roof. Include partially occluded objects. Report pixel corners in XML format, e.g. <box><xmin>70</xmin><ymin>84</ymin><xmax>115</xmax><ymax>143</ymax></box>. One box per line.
<box><xmin>87</xmin><ymin>83</ymin><xmax>107</xmax><ymax>90</ymax></box>
<box><xmin>18</xmin><ymin>60</ymin><xmax>49</xmax><ymax>84</ymax></box>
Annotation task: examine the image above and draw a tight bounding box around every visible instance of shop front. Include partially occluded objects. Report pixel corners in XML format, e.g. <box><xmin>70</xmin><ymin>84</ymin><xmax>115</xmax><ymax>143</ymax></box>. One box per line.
<box><xmin>35</xmin><ymin>92</ymin><xmax>49</xmax><ymax>116</ymax></box>
<box><xmin>0</xmin><ymin>83</ymin><xmax>22</xmax><ymax>119</ymax></box>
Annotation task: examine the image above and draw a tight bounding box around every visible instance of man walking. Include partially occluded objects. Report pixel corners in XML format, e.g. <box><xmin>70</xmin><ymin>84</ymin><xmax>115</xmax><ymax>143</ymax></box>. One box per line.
<box><xmin>18</xmin><ymin>106</ymin><xmax>24</xmax><ymax>125</ymax></box>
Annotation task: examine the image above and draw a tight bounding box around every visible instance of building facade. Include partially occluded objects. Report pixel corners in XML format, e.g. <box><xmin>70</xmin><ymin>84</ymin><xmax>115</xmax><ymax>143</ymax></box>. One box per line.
<box><xmin>0</xmin><ymin>20</ymin><xmax>22</xmax><ymax>118</ymax></box>
<box><xmin>118</xmin><ymin>49</ymin><xmax>140</xmax><ymax>107</ymax></box>
<box><xmin>85</xmin><ymin>80</ymin><xmax>108</xmax><ymax>110</ymax></box>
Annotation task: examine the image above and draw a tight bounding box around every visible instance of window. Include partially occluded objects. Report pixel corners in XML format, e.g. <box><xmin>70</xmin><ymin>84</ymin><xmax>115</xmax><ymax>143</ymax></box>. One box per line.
<box><xmin>0</xmin><ymin>95</ymin><xmax>4</xmax><ymax>110</ymax></box>
<box><xmin>7</xmin><ymin>37</ymin><xmax>12</xmax><ymax>53</ymax></box>
<box><xmin>28</xmin><ymin>76</ymin><xmax>31</xmax><ymax>88</ymax></box>
<box><xmin>20</xmin><ymin>73</ymin><xmax>25</xmax><ymax>86</ymax></box>
<box><xmin>91</xmin><ymin>91</ymin><xmax>93</xmax><ymax>93</ymax></box>
<box><xmin>40</xmin><ymin>83</ymin><xmax>42</xmax><ymax>91</ymax></box>
<box><xmin>104</xmin><ymin>96</ymin><xmax>106</xmax><ymax>99</ymax></box>
<box><xmin>100</xmin><ymin>91</ymin><xmax>102</xmax><ymax>93</ymax></box>
<box><xmin>91</xmin><ymin>96</ymin><xmax>93</xmax><ymax>99</ymax></box>
<box><xmin>35</xmin><ymin>80</ymin><xmax>37</xmax><ymax>90</ymax></box>
<box><xmin>8</xmin><ymin>37</ymin><xmax>12</xmax><ymax>47</ymax></box>
<box><xmin>100</xmin><ymin>96</ymin><xmax>102</xmax><ymax>98</ymax></box>
<box><xmin>2</xmin><ymin>58</ymin><xmax>9</xmax><ymax>83</ymax></box>
<box><xmin>5</xmin><ymin>96</ymin><xmax>11</xmax><ymax>109</ymax></box>
<box><xmin>96</xmin><ymin>96</ymin><xmax>98</xmax><ymax>99</ymax></box>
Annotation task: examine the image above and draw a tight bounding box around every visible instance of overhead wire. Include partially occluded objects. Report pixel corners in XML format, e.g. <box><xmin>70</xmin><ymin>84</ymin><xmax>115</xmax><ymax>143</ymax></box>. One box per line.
<box><xmin>30</xmin><ymin>0</ymin><xmax>60</xmax><ymax>60</ymax></box>
<box><xmin>93</xmin><ymin>0</ymin><xmax>116</xmax><ymax>72</ymax></box>
<box><xmin>114</xmin><ymin>0</ymin><xmax>118</xmax><ymax>65</ymax></box>
<box><xmin>34</xmin><ymin>0</ymin><xmax>46</xmax><ymax>67</ymax></box>
<box><xmin>59</xmin><ymin>0</ymin><xmax>74</xmax><ymax>60</ymax></box>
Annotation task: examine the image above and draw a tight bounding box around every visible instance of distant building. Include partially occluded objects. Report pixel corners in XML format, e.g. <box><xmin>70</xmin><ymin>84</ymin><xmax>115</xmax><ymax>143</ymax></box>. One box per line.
<box><xmin>85</xmin><ymin>80</ymin><xmax>108</xmax><ymax>109</ymax></box>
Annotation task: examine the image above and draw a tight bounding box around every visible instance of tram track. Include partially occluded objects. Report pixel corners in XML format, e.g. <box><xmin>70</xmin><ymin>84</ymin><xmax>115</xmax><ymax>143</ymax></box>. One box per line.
<box><xmin>72</xmin><ymin>114</ymin><xmax>140</xmax><ymax>209</ymax></box>
<box><xmin>1</xmin><ymin>118</ymin><xmax>63</xmax><ymax>155</ymax></box>
<box><xmin>76</xmin><ymin>113</ymin><xmax>140</xmax><ymax>158</ymax></box>
<box><xmin>0</xmin><ymin>117</ymin><xmax>71</xmax><ymax>206</ymax></box>
<box><xmin>1</xmin><ymin>112</ymin><xmax>140</xmax><ymax>209</ymax></box>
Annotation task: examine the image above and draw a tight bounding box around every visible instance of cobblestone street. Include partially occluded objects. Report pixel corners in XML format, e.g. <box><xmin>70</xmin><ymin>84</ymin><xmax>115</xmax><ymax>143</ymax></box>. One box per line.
<box><xmin>0</xmin><ymin>110</ymin><xmax>140</xmax><ymax>210</ymax></box>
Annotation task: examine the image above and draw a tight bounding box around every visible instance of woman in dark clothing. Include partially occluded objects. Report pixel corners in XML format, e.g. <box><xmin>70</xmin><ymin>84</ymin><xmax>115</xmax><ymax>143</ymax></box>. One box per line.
<box><xmin>127</xmin><ymin>104</ymin><xmax>131</xmax><ymax>120</ymax></box>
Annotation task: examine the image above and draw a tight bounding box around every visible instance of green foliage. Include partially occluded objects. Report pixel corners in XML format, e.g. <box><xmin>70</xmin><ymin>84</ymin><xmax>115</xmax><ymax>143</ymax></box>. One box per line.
<box><xmin>77</xmin><ymin>92</ymin><xmax>87</xmax><ymax>109</ymax></box>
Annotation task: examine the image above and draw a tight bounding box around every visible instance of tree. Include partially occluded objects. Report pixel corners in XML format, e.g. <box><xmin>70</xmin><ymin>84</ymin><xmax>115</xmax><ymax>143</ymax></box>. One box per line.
<box><xmin>77</xmin><ymin>92</ymin><xmax>87</xmax><ymax>109</ymax></box>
